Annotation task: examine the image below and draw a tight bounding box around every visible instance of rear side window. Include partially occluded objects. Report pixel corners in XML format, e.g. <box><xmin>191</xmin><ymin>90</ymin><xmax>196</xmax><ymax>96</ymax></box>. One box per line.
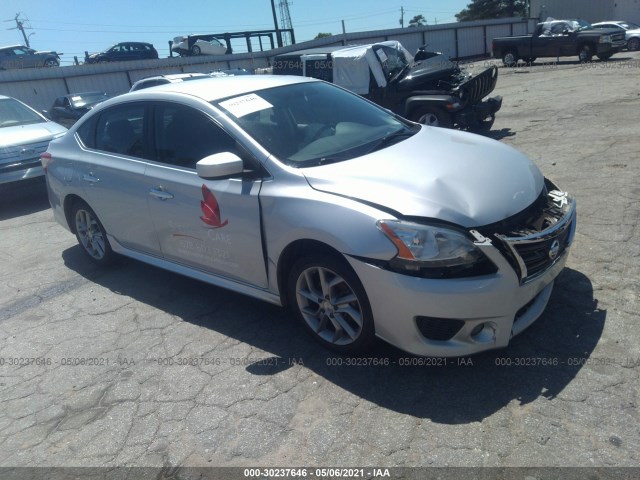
<box><xmin>94</xmin><ymin>104</ymin><xmax>146</xmax><ymax>158</ymax></box>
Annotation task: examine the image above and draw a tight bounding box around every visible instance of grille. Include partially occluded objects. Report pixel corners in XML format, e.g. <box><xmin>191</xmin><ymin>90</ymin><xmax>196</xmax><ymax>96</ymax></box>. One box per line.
<box><xmin>495</xmin><ymin>190</ymin><xmax>576</xmax><ymax>284</ymax></box>
<box><xmin>460</xmin><ymin>66</ymin><xmax>499</xmax><ymax>105</ymax></box>
<box><xmin>612</xmin><ymin>33</ymin><xmax>626</xmax><ymax>43</ymax></box>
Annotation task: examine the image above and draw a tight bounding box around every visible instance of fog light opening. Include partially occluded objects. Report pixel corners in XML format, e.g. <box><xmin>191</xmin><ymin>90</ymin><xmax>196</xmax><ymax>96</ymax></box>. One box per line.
<box><xmin>470</xmin><ymin>322</ymin><xmax>497</xmax><ymax>344</ymax></box>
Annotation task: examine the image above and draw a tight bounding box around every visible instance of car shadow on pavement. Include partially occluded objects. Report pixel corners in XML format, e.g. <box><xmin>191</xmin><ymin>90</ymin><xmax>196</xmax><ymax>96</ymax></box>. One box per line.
<box><xmin>479</xmin><ymin>128</ymin><xmax>516</xmax><ymax>141</ymax></box>
<box><xmin>0</xmin><ymin>177</ymin><xmax>50</xmax><ymax>221</ymax></box>
<box><xmin>62</xmin><ymin>246</ymin><xmax>604</xmax><ymax>424</ymax></box>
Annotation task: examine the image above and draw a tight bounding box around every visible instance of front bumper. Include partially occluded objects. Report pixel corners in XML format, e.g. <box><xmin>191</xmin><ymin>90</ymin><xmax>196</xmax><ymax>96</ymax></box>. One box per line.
<box><xmin>348</xmin><ymin>244</ymin><xmax>566</xmax><ymax>357</ymax></box>
<box><xmin>456</xmin><ymin>95</ymin><xmax>502</xmax><ymax>128</ymax></box>
<box><xmin>0</xmin><ymin>158</ymin><xmax>44</xmax><ymax>185</ymax></box>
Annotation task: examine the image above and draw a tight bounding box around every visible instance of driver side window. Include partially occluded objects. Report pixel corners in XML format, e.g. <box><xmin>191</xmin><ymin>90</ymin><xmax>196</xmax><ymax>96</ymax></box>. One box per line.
<box><xmin>153</xmin><ymin>103</ymin><xmax>239</xmax><ymax>169</ymax></box>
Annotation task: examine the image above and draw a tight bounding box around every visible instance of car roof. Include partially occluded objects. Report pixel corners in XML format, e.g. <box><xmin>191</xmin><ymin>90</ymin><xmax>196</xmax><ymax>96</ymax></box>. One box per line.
<box><xmin>0</xmin><ymin>45</ymin><xmax>28</xmax><ymax>50</ymax></box>
<box><xmin>126</xmin><ymin>75</ymin><xmax>317</xmax><ymax>102</ymax></box>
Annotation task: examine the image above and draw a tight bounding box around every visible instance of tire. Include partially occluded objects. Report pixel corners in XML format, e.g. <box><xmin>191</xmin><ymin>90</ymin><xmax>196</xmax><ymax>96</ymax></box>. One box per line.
<box><xmin>191</xmin><ymin>45</ymin><xmax>201</xmax><ymax>55</ymax></box>
<box><xmin>627</xmin><ymin>37</ymin><xmax>640</xmax><ymax>51</ymax></box>
<box><xmin>502</xmin><ymin>50</ymin><xmax>518</xmax><ymax>67</ymax></box>
<box><xmin>410</xmin><ymin>106</ymin><xmax>452</xmax><ymax>129</ymax></box>
<box><xmin>43</xmin><ymin>58</ymin><xmax>59</xmax><ymax>68</ymax></box>
<box><xmin>287</xmin><ymin>253</ymin><xmax>376</xmax><ymax>354</ymax></box>
<box><xmin>71</xmin><ymin>201</ymin><xmax>114</xmax><ymax>266</ymax></box>
<box><xmin>578</xmin><ymin>45</ymin><xmax>593</xmax><ymax>62</ymax></box>
<box><xmin>597</xmin><ymin>53</ymin><xmax>613</xmax><ymax>61</ymax></box>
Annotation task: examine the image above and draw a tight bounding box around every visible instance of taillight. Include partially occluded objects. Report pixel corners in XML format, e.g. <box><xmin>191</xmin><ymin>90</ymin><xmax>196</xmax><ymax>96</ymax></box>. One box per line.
<box><xmin>40</xmin><ymin>152</ymin><xmax>52</xmax><ymax>172</ymax></box>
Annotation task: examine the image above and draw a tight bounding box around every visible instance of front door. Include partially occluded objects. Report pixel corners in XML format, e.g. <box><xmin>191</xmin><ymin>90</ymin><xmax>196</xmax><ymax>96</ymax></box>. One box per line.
<box><xmin>145</xmin><ymin>102</ymin><xmax>268</xmax><ymax>288</ymax></box>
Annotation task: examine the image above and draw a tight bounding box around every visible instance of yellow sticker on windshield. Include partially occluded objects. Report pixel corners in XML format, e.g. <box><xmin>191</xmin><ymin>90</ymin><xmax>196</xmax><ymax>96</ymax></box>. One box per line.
<box><xmin>219</xmin><ymin>93</ymin><xmax>272</xmax><ymax>118</ymax></box>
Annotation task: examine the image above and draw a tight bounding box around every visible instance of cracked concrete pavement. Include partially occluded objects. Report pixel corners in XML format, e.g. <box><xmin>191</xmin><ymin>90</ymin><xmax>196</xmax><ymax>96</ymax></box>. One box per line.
<box><xmin>0</xmin><ymin>51</ymin><xmax>638</xmax><ymax>469</ymax></box>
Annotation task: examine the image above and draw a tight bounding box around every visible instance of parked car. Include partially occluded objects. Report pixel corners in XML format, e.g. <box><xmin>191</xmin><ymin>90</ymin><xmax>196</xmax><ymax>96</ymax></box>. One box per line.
<box><xmin>43</xmin><ymin>75</ymin><xmax>576</xmax><ymax>357</ymax></box>
<box><xmin>592</xmin><ymin>21</ymin><xmax>640</xmax><ymax>51</ymax></box>
<box><xmin>130</xmin><ymin>73</ymin><xmax>210</xmax><ymax>92</ymax></box>
<box><xmin>85</xmin><ymin>42</ymin><xmax>158</xmax><ymax>63</ymax></box>
<box><xmin>171</xmin><ymin>35</ymin><xmax>227</xmax><ymax>56</ymax></box>
<box><xmin>493</xmin><ymin>19</ymin><xmax>626</xmax><ymax>65</ymax></box>
<box><xmin>45</xmin><ymin>92</ymin><xmax>111</xmax><ymax>128</ymax></box>
<box><xmin>273</xmin><ymin>41</ymin><xmax>501</xmax><ymax>130</ymax></box>
<box><xmin>0</xmin><ymin>45</ymin><xmax>60</xmax><ymax>69</ymax></box>
<box><xmin>0</xmin><ymin>95</ymin><xmax>66</xmax><ymax>185</ymax></box>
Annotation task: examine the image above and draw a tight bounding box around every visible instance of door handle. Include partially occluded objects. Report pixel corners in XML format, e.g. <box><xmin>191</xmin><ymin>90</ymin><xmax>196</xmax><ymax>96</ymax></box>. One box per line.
<box><xmin>82</xmin><ymin>173</ymin><xmax>99</xmax><ymax>184</ymax></box>
<box><xmin>149</xmin><ymin>187</ymin><xmax>174</xmax><ymax>201</ymax></box>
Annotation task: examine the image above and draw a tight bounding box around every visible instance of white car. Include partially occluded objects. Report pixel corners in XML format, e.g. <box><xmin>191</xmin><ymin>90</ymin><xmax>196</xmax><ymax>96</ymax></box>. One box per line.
<box><xmin>592</xmin><ymin>21</ymin><xmax>640</xmax><ymax>51</ymax></box>
<box><xmin>0</xmin><ymin>95</ymin><xmax>66</xmax><ymax>184</ymax></box>
<box><xmin>130</xmin><ymin>73</ymin><xmax>210</xmax><ymax>92</ymax></box>
<box><xmin>171</xmin><ymin>36</ymin><xmax>227</xmax><ymax>56</ymax></box>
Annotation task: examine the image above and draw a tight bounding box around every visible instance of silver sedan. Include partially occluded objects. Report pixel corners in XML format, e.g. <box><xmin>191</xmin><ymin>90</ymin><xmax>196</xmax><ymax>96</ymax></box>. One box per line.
<box><xmin>43</xmin><ymin>75</ymin><xmax>576</xmax><ymax>356</ymax></box>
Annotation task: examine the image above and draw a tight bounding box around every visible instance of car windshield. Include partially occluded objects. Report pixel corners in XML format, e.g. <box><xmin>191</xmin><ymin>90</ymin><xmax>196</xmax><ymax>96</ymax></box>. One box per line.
<box><xmin>573</xmin><ymin>19</ymin><xmax>592</xmax><ymax>31</ymax></box>
<box><xmin>214</xmin><ymin>81</ymin><xmax>418</xmax><ymax>167</ymax></box>
<box><xmin>373</xmin><ymin>44</ymin><xmax>412</xmax><ymax>80</ymax></box>
<box><xmin>622</xmin><ymin>22</ymin><xmax>639</xmax><ymax>29</ymax></box>
<box><xmin>70</xmin><ymin>93</ymin><xmax>109</xmax><ymax>108</ymax></box>
<box><xmin>0</xmin><ymin>98</ymin><xmax>44</xmax><ymax>128</ymax></box>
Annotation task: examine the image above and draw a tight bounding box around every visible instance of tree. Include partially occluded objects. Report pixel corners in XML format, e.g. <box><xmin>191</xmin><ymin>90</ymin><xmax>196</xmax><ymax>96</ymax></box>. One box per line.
<box><xmin>314</xmin><ymin>32</ymin><xmax>332</xmax><ymax>39</ymax></box>
<box><xmin>455</xmin><ymin>0</ymin><xmax>528</xmax><ymax>22</ymax></box>
<box><xmin>408</xmin><ymin>14</ymin><xmax>427</xmax><ymax>28</ymax></box>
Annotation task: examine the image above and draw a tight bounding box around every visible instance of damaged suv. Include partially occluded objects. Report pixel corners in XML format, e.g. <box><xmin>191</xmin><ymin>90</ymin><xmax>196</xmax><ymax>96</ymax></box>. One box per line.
<box><xmin>273</xmin><ymin>40</ymin><xmax>502</xmax><ymax>129</ymax></box>
<box><xmin>43</xmin><ymin>76</ymin><xmax>575</xmax><ymax>357</ymax></box>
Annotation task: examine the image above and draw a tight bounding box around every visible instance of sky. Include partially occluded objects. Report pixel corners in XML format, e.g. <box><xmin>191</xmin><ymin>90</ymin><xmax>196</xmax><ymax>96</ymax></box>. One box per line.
<box><xmin>0</xmin><ymin>0</ymin><xmax>471</xmax><ymax>65</ymax></box>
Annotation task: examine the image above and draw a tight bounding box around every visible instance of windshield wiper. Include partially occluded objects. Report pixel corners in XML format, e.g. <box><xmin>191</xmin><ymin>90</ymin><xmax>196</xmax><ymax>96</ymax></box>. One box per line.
<box><xmin>365</xmin><ymin>129</ymin><xmax>416</xmax><ymax>154</ymax></box>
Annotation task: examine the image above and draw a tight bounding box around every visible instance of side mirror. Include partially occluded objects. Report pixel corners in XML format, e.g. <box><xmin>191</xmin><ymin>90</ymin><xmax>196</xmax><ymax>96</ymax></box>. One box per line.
<box><xmin>196</xmin><ymin>152</ymin><xmax>244</xmax><ymax>179</ymax></box>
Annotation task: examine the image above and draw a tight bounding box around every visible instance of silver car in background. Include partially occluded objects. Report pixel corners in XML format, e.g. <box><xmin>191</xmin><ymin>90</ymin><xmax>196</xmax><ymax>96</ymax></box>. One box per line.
<box><xmin>1</xmin><ymin>95</ymin><xmax>67</xmax><ymax>185</ymax></box>
<box><xmin>43</xmin><ymin>76</ymin><xmax>576</xmax><ymax>357</ymax></box>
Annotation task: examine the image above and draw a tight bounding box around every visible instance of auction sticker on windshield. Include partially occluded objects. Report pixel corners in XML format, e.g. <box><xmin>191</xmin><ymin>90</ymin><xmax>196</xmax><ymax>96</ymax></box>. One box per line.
<box><xmin>219</xmin><ymin>93</ymin><xmax>272</xmax><ymax>118</ymax></box>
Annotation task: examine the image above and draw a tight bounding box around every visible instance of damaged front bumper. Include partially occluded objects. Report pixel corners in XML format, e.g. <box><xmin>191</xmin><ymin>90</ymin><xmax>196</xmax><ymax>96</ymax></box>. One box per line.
<box><xmin>455</xmin><ymin>95</ymin><xmax>503</xmax><ymax>128</ymax></box>
<box><xmin>346</xmin><ymin>185</ymin><xmax>576</xmax><ymax>357</ymax></box>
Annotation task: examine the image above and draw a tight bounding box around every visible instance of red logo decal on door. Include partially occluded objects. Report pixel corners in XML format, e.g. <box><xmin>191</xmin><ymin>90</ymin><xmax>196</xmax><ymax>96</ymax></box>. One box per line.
<box><xmin>200</xmin><ymin>184</ymin><xmax>228</xmax><ymax>228</ymax></box>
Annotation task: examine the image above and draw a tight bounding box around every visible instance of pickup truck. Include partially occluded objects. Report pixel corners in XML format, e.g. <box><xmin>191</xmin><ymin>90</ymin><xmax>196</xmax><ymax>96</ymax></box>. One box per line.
<box><xmin>272</xmin><ymin>41</ymin><xmax>502</xmax><ymax>130</ymax></box>
<box><xmin>492</xmin><ymin>19</ymin><xmax>626</xmax><ymax>66</ymax></box>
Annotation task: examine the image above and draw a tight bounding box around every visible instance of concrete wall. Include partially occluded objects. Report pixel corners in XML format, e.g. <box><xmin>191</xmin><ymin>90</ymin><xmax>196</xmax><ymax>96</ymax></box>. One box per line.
<box><xmin>530</xmin><ymin>0</ymin><xmax>640</xmax><ymax>24</ymax></box>
<box><xmin>0</xmin><ymin>17</ymin><xmax>533</xmax><ymax>113</ymax></box>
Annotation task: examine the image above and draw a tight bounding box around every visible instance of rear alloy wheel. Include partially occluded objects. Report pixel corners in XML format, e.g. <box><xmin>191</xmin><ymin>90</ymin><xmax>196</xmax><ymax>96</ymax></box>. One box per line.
<box><xmin>502</xmin><ymin>51</ymin><xmax>518</xmax><ymax>67</ymax></box>
<box><xmin>288</xmin><ymin>254</ymin><xmax>375</xmax><ymax>353</ymax></box>
<box><xmin>72</xmin><ymin>201</ymin><xmax>114</xmax><ymax>266</ymax></box>
<box><xmin>191</xmin><ymin>45</ymin><xmax>201</xmax><ymax>55</ymax></box>
<box><xmin>43</xmin><ymin>58</ymin><xmax>59</xmax><ymax>67</ymax></box>
<box><xmin>411</xmin><ymin>106</ymin><xmax>452</xmax><ymax>129</ymax></box>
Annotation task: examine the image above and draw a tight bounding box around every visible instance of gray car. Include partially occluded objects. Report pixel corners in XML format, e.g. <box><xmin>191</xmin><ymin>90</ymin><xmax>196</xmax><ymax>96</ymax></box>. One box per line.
<box><xmin>0</xmin><ymin>45</ymin><xmax>60</xmax><ymax>69</ymax></box>
<box><xmin>43</xmin><ymin>76</ymin><xmax>576</xmax><ymax>357</ymax></box>
<box><xmin>0</xmin><ymin>95</ymin><xmax>67</xmax><ymax>185</ymax></box>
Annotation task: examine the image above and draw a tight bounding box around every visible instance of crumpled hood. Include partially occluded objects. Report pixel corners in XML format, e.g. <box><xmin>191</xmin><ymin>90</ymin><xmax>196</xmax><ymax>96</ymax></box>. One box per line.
<box><xmin>0</xmin><ymin>122</ymin><xmax>67</xmax><ymax>148</ymax></box>
<box><xmin>302</xmin><ymin>127</ymin><xmax>544</xmax><ymax>228</ymax></box>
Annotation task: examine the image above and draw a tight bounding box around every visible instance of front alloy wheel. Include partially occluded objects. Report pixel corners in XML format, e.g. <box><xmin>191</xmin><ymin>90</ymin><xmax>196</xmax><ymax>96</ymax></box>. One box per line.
<box><xmin>411</xmin><ymin>106</ymin><xmax>452</xmax><ymax>128</ymax></box>
<box><xmin>289</xmin><ymin>255</ymin><xmax>375</xmax><ymax>353</ymax></box>
<box><xmin>72</xmin><ymin>201</ymin><xmax>113</xmax><ymax>265</ymax></box>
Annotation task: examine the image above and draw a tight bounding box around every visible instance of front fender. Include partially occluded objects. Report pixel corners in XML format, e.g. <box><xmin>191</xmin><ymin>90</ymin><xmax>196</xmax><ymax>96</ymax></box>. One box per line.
<box><xmin>404</xmin><ymin>95</ymin><xmax>458</xmax><ymax>117</ymax></box>
<box><xmin>259</xmin><ymin>180</ymin><xmax>398</xmax><ymax>295</ymax></box>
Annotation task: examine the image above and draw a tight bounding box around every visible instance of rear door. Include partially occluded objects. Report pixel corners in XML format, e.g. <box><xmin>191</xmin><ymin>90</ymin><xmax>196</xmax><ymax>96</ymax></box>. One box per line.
<box><xmin>144</xmin><ymin>102</ymin><xmax>268</xmax><ymax>288</ymax></box>
<box><xmin>75</xmin><ymin>102</ymin><xmax>161</xmax><ymax>255</ymax></box>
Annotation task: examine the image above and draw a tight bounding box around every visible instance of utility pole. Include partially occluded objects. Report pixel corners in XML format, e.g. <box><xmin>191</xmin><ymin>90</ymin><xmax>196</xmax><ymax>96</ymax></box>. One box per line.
<box><xmin>399</xmin><ymin>6</ymin><xmax>404</xmax><ymax>28</ymax></box>
<box><xmin>270</xmin><ymin>0</ymin><xmax>283</xmax><ymax>48</ymax></box>
<box><xmin>10</xmin><ymin>13</ymin><xmax>32</xmax><ymax>47</ymax></box>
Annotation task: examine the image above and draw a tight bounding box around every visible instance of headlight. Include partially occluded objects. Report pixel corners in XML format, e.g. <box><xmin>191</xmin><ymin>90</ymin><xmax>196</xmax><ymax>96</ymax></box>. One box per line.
<box><xmin>376</xmin><ymin>220</ymin><xmax>494</xmax><ymax>277</ymax></box>
<box><xmin>599</xmin><ymin>35</ymin><xmax>612</xmax><ymax>43</ymax></box>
